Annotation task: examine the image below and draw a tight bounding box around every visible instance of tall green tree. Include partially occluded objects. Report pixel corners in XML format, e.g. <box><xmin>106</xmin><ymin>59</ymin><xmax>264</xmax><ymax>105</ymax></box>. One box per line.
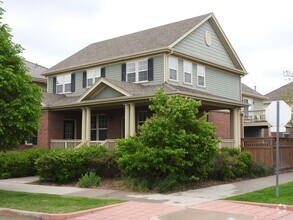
<box><xmin>0</xmin><ymin>4</ymin><xmax>42</xmax><ymax>149</ymax></box>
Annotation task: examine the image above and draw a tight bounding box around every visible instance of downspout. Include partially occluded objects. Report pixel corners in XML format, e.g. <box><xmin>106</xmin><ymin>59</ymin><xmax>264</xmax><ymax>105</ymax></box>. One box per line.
<box><xmin>164</xmin><ymin>48</ymin><xmax>174</xmax><ymax>82</ymax></box>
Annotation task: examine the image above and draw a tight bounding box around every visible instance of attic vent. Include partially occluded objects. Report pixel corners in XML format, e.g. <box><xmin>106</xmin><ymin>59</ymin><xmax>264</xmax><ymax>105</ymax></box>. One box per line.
<box><xmin>205</xmin><ymin>31</ymin><xmax>212</xmax><ymax>46</ymax></box>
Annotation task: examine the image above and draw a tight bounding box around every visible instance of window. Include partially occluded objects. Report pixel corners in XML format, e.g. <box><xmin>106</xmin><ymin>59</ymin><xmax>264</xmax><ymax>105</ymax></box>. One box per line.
<box><xmin>127</xmin><ymin>62</ymin><xmax>136</xmax><ymax>83</ymax></box>
<box><xmin>91</xmin><ymin>114</ymin><xmax>107</xmax><ymax>141</ymax></box>
<box><xmin>138</xmin><ymin>60</ymin><xmax>148</xmax><ymax>81</ymax></box>
<box><xmin>56</xmin><ymin>74</ymin><xmax>71</xmax><ymax>94</ymax></box>
<box><xmin>197</xmin><ymin>64</ymin><xmax>205</xmax><ymax>87</ymax></box>
<box><xmin>138</xmin><ymin>111</ymin><xmax>147</xmax><ymax>127</ymax></box>
<box><xmin>87</xmin><ymin>68</ymin><xmax>101</xmax><ymax>87</ymax></box>
<box><xmin>169</xmin><ymin>57</ymin><xmax>178</xmax><ymax>81</ymax></box>
<box><xmin>184</xmin><ymin>61</ymin><xmax>192</xmax><ymax>84</ymax></box>
<box><xmin>64</xmin><ymin>120</ymin><xmax>75</xmax><ymax>139</ymax></box>
<box><xmin>126</xmin><ymin>60</ymin><xmax>148</xmax><ymax>83</ymax></box>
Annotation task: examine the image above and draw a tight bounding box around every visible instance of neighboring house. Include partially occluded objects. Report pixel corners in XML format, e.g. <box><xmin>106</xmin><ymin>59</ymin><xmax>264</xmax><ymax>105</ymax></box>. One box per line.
<box><xmin>242</xmin><ymin>83</ymin><xmax>269</xmax><ymax>137</ymax></box>
<box><xmin>38</xmin><ymin>13</ymin><xmax>248</xmax><ymax>149</ymax></box>
<box><xmin>265</xmin><ymin>81</ymin><xmax>293</xmax><ymax>138</ymax></box>
<box><xmin>24</xmin><ymin>59</ymin><xmax>47</xmax><ymax>91</ymax></box>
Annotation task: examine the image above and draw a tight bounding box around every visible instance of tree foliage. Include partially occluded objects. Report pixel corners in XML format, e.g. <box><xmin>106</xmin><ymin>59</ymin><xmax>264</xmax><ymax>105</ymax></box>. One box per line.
<box><xmin>0</xmin><ymin>4</ymin><xmax>42</xmax><ymax>149</ymax></box>
<box><xmin>117</xmin><ymin>89</ymin><xmax>219</xmax><ymax>190</ymax></box>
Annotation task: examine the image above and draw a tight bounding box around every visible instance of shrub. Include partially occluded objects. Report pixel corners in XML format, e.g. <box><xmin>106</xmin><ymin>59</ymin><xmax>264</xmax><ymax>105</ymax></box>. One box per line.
<box><xmin>117</xmin><ymin>89</ymin><xmax>218</xmax><ymax>191</ymax></box>
<box><xmin>156</xmin><ymin>176</ymin><xmax>181</xmax><ymax>193</ymax></box>
<box><xmin>88</xmin><ymin>151</ymin><xmax>121</xmax><ymax>178</ymax></box>
<box><xmin>210</xmin><ymin>148</ymin><xmax>270</xmax><ymax>180</ymax></box>
<box><xmin>0</xmin><ymin>148</ymin><xmax>47</xmax><ymax>178</ymax></box>
<box><xmin>35</xmin><ymin>146</ymin><xmax>107</xmax><ymax>183</ymax></box>
<box><xmin>78</xmin><ymin>172</ymin><xmax>101</xmax><ymax>188</ymax></box>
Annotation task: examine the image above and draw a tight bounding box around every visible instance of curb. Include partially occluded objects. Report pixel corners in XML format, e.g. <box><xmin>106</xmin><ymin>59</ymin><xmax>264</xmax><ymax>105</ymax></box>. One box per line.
<box><xmin>41</xmin><ymin>201</ymin><xmax>126</xmax><ymax>220</ymax></box>
<box><xmin>0</xmin><ymin>208</ymin><xmax>44</xmax><ymax>219</ymax></box>
<box><xmin>227</xmin><ymin>200</ymin><xmax>293</xmax><ymax>211</ymax></box>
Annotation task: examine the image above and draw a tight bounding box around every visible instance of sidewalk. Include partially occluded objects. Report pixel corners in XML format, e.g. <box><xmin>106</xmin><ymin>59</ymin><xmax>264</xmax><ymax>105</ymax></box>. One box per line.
<box><xmin>0</xmin><ymin>172</ymin><xmax>292</xmax><ymax>219</ymax></box>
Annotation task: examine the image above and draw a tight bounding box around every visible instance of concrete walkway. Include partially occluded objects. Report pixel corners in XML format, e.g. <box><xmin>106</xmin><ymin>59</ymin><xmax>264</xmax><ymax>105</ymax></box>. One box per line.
<box><xmin>0</xmin><ymin>172</ymin><xmax>292</xmax><ymax>219</ymax></box>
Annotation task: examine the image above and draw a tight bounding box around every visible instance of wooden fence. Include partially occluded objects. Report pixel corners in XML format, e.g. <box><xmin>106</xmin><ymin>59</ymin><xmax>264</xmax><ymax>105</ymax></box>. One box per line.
<box><xmin>241</xmin><ymin>138</ymin><xmax>293</xmax><ymax>170</ymax></box>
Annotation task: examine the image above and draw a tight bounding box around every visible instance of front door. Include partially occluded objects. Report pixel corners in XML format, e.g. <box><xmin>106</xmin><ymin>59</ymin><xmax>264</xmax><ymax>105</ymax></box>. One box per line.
<box><xmin>91</xmin><ymin>114</ymin><xmax>107</xmax><ymax>141</ymax></box>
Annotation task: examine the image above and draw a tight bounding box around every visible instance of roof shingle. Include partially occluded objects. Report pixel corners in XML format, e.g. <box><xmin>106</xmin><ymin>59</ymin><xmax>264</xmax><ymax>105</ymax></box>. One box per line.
<box><xmin>45</xmin><ymin>14</ymin><xmax>210</xmax><ymax>74</ymax></box>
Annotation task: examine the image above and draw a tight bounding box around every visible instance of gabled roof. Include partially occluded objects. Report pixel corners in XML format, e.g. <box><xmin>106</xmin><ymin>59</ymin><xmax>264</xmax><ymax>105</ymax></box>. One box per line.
<box><xmin>242</xmin><ymin>83</ymin><xmax>268</xmax><ymax>100</ymax></box>
<box><xmin>265</xmin><ymin>81</ymin><xmax>293</xmax><ymax>102</ymax></box>
<box><xmin>24</xmin><ymin>60</ymin><xmax>47</xmax><ymax>82</ymax></box>
<box><xmin>44</xmin><ymin>13</ymin><xmax>246</xmax><ymax>76</ymax></box>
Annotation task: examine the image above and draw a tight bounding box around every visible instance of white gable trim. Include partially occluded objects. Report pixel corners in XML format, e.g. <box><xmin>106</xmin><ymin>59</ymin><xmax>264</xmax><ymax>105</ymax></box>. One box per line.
<box><xmin>75</xmin><ymin>78</ymin><xmax>132</xmax><ymax>103</ymax></box>
<box><xmin>169</xmin><ymin>13</ymin><xmax>247</xmax><ymax>73</ymax></box>
<box><xmin>168</xmin><ymin>13</ymin><xmax>213</xmax><ymax>48</ymax></box>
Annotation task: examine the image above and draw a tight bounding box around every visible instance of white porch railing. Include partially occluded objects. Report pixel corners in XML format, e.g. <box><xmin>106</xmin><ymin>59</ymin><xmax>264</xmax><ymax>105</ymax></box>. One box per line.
<box><xmin>89</xmin><ymin>139</ymin><xmax>117</xmax><ymax>149</ymax></box>
<box><xmin>217</xmin><ymin>139</ymin><xmax>236</xmax><ymax>149</ymax></box>
<box><xmin>50</xmin><ymin>139</ymin><xmax>117</xmax><ymax>149</ymax></box>
<box><xmin>243</xmin><ymin>109</ymin><xmax>266</xmax><ymax>123</ymax></box>
<box><xmin>50</xmin><ymin>139</ymin><xmax>82</xmax><ymax>149</ymax></box>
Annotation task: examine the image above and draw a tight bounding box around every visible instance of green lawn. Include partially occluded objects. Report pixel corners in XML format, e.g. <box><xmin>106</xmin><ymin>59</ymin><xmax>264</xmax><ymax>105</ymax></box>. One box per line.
<box><xmin>225</xmin><ymin>182</ymin><xmax>293</xmax><ymax>205</ymax></box>
<box><xmin>0</xmin><ymin>190</ymin><xmax>124</xmax><ymax>213</ymax></box>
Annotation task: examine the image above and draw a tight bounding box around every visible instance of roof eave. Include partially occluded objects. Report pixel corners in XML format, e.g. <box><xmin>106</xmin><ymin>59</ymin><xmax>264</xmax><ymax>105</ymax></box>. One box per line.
<box><xmin>42</xmin><ymin>90</ymin><xmax>246</xmax><ymax>111</ymax></box>
<box><xmin>43</xmin><ymin>48</ymin><xmax>171</xmax><ymax>76</ymax></box>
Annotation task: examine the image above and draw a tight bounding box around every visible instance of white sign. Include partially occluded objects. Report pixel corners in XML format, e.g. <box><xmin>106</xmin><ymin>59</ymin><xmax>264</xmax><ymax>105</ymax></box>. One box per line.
<box><xmin>266</xmin><ymin>100</ymin><xmax>291</xmax><ymax>132</ymax></box>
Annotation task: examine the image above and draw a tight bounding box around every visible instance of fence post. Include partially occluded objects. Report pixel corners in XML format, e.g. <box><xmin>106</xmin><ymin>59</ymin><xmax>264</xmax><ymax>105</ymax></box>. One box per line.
<box><xmin>270</xmin><ymin>137</ymin><xmax>274</xmax><ymax>166</ymax></box>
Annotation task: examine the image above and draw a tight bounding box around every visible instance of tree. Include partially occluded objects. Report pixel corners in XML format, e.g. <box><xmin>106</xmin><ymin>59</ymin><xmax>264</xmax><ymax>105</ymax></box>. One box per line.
<box><xmin>0</xmin><ymin>4</ymin><xmax>42</xmax><ymax>149</ymax></box>
<box><xmin>283</xmin><ymin>70</ymin><xmax>293</xmax><ymax>81</ymax></box>
<box><xmin>117</xmin><ymin>89</ymin><xmax>218</xmax><ymax>191</ymax></box>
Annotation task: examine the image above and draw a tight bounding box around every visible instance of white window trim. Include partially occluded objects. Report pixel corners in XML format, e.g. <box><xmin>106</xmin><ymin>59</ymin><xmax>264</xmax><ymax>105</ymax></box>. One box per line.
<box><xmin>168</xmin><ymin>56</ymin><xmax>178</xmax><ymax>82</ymax></box>
<box><xmin>86</xmin><ymin>68</ymin><xmax>101</xmax><ymax>88</ymax></box>
<box><xmin>197</xmin><ymin>64</ymin><xmax>206</xmax><ymax>87</ymax></box>
<box><xmin>56</xmin><ymin>73</ymin><xmax>72</xmax><ymax>94</ymax></box>
<box><xmin>126</xmin><ymin>59</ymin><xmax>149</xmax><ymax>83</ymax></box>
<box><xmin>183</xmin><ymin>60</ymin><xmax>193</xmax><ymax>85</ymax></box>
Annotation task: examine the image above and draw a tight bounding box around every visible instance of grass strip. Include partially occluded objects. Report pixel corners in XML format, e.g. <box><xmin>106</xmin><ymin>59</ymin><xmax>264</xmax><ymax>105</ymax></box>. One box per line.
<box><xmin>225</xmin><ymin>181</ymin><xmax>293</xmax><ymax>205</ymax></box>
<box><xmin>0</xmin><ymin>190</ymin><xmax>124</xmax><ymax>213</ymax></box>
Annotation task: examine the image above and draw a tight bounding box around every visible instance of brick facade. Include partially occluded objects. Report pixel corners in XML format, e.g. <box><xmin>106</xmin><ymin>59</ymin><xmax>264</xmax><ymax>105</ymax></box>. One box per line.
<box><xmin>209</xmin><ymin>110</ymin><xmax>231</xmax><ymax>139</ymax></box>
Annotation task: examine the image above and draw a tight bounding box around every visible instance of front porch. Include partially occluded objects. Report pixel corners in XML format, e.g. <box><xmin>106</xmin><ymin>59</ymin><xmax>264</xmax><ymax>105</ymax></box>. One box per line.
<box><xmin>44</xmin><ymin>104</ymin><xmax>242</xmax><ymax>149</ymax></box>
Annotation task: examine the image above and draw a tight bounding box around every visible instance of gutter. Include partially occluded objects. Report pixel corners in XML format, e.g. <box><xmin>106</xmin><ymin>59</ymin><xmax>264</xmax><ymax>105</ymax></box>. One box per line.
<box><xmin>42</xmin><ymin>91</ymin><xmax>247</xmax><ymax>111</ymax></box>
<box><xmin>43</xmin><ymin>48</ymin><xmax>171</xmax><ymax>77</ymax></box>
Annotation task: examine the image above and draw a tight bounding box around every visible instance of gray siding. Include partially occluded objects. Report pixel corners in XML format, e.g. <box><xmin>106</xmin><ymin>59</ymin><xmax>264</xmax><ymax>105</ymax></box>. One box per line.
<box><xmin>167</xmin><ymin>58</ymin><xmax>241</xmax><ymax>101</ymax></box>
<box><xmin>173</xmin><ymin>21</ymin><xmax>236</xmax><ymax>69</ymax></box>
<box><xmin>47</xmin><ymin>77</ymin><xmax>53</xmax><ymax>93</ymax></box>
<box><xmin>93</xmin><ymin>87</ymin><xmax>124</xmax><ymax>99</ymax></box>
<box><xmin>46</xmin><ymin>55</ymin><xmax>165</xmax><ymax>96</ymax></box>
<box><xmin>206</xmin><ymin>66</ymin><xmax>241</xmax><ymax>100</ymax></box>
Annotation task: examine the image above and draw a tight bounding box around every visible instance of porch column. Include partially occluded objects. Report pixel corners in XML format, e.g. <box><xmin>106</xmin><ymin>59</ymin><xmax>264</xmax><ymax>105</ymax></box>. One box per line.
<box><xmin>81</xmin><ymin>108</ymin><xmax>86</xmax><ymax>140</ymax></box>
<box><xmin>129</xmin><ymin>103</ymin><xmax>136</xmax><ymax>136</ymax></box>
<box><xmin>85</xmin><ymin>107</ymin><xmax>91</xmax><ymax>142</ymax></box>
<box><xmin>124</xmin><ymin>104</ymin><xmax>130</xmax><ymax>138</ymax></box>
<box><xmin>230</xmin><ymin>108</ymin><xmax>241</xmax><ymax>148</ymax></box>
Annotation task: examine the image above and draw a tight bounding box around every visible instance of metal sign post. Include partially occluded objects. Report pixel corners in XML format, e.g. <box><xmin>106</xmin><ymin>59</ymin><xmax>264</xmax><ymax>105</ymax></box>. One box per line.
<box><xmin>265</xmin><ymin>100</ymin><xmax>291</xmax><ymax>199</ymax></box>
<box><xmin>276</xmin><ymin>101</ymin><xmax>279</xmax><ymax>198</ymax></box>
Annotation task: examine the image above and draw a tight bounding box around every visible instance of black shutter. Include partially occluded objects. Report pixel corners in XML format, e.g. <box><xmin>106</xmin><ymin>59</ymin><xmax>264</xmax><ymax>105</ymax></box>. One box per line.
<box><xmin>101</xmin><ymin>67</ymin><xmax>106</xmax><ymax>77</ymax></box>
<box><xmin>148</xmin><ymin>58</ymin><xmax>154</xmax><ymax>81</ymax></box>
<box><xmin>121</xmin><ymin>63</ymin><xmax>126</xmax><ymax>81</ymax></box>
<box><xmin>53</xmin><ymin>77</ymin><xmax>56</xmax><ymax>93</ymax></box>
<box><xmin>82</xmin><ymin>71</ymin><xmax>87</xmax><ymax>88</ymax></box>
<box><xmin>71</xmin><ymin>73</ymin><xmax>75</xmax><ymax>92</ymax></box>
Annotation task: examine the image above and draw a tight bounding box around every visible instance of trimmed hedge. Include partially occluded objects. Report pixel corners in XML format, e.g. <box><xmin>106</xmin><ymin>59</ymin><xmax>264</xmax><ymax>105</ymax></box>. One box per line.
<box><xmin>0</xmin><ymin>148</ymin><xmax>47</xmax><ymax>178</ymax></box>
<box><xmin>35</xmin><ymin>146</ymin><xmax>120</xmax><ymax>183</ymax></box>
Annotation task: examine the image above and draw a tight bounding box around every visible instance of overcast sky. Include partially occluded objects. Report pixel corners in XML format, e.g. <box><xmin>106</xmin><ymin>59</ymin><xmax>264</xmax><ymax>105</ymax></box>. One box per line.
<box><xmin>2</xmin><ymin>0</ymin><xmax>293</xmax><ymax>95</ymax></box>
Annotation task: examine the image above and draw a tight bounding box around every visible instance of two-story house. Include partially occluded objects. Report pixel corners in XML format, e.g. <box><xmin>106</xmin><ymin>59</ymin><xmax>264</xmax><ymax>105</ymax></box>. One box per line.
<box><xmin>242</xmin><ymin>83</ymin><xmax>270</xmax><ymax>137</ymax></box>
<box><xmin>265</xmin><ymin>81</ymin><xmax>293</xmax><ymax>138</ymax></box>
<box><xmin>38</xmin><ymin>13</ymin><xmax>248</xmax><ymax>149</ymax></box>
<box><xmin>24</xmin><ymin>60</ymin><xmax>47</xmax><ymax>91</ymax></box>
